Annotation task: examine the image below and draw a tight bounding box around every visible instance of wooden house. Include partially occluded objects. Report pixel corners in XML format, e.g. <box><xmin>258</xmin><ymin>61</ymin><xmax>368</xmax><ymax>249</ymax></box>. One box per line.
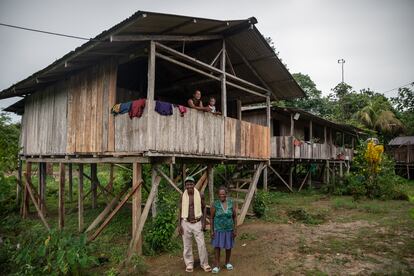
<box><xmin>1</xmin><ymin>11</ymin><xmax>304</xmax><ymax>256</ymax></box>
<box><xmin>242</xmin><ymin>106</ymin><xmax>361</xmax><ymax>191</ymax></box>
<box><xmin>387</xmin><ymin>136</ymin><xmax>414</xmax><ymax>179</ymax></box>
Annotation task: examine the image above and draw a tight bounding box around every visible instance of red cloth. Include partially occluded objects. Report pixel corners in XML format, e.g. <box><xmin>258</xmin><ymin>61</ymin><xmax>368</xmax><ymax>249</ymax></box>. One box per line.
<box><xmin>129</xmin><ymin>98</ymin><xmax>146</xmax><ymax>119</ymax></box>
<box><xmin>178</xmin><ymin>105</ymin><xmax>187</xmax><ymax>117</ymax></box>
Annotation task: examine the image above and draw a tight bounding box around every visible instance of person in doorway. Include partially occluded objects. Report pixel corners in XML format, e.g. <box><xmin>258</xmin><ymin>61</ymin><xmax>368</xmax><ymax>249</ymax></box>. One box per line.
<box><xmin>210</xmin><ymin>186</ymin><xmax>237</xmax><ymax>274</ymax></box>
<box><xmin>187</xmin><ymin>90</ymin><xmax>210</xmax><ymax>112</ymax></box>
<box><xmin>179</xmin><ymin>176</ymin><xmax>212</xmax><ymax>273</ymax></box>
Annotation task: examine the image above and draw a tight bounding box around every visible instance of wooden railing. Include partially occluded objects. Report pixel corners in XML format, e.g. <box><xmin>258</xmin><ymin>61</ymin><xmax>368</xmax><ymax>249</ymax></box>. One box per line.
<box><xmin>271</xmin><ymin>136</ymin><xmax>354</xmax><ymax>160</ymax></box>
<box><xmin>114</xmin><ymin>103</ymin><xmax>269</xmax><ymax>159</ymax></box>
<box><xmin>387</xmin><ymin>147</ymin><xmax>414</xmax><ymax>163</ymax></box>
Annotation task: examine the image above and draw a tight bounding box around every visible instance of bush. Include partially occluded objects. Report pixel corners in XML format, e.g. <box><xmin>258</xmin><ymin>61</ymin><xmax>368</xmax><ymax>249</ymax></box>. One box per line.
<box><xmin>144</xmin><ymin>186</ymin><xmax>179</xmax><ymax>254</ymax></box>
<box><xmin>253</xmin><ymin>190</ymin><xmax>269</xmax><ymax>218</ymax></box>
<box><xmin>12</xmin><ymin>229</ymin><xmax>97</xmax><ymax>275</ymax></box>
<box><xmin>287</xmin><ymin>208</ymin><xmax>326</xmax><ymax>225</ymax></box>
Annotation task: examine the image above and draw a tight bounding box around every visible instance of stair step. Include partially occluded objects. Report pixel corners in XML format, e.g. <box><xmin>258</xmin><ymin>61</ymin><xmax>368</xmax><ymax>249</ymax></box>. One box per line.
<box><xmin>229</xmin><ymin>188</ymin><xmax>249</xmax><ymax>193</ymax></box>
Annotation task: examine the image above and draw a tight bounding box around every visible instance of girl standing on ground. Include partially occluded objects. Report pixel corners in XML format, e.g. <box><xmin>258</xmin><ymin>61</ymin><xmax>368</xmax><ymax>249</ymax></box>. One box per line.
<box><xmin>210</xmin><ymin>186</ymin><xmax>237</xmax><ymax>274</ymax></box>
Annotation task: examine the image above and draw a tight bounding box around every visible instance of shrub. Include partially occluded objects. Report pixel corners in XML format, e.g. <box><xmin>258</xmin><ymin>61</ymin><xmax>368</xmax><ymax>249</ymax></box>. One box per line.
<box><xmin>287</xmin><ymin>208</ymin><xmax>326</xmax><ymax>225</ymax></box>
<box><xmin>12</xmin><ymin>229</ymin><xmax>97</xmax><ymax>275</ymax></box>
<box><xmin>253</xmin><ymin>190</ymin><xmax>269</xmax><ymax>218</ymax></box>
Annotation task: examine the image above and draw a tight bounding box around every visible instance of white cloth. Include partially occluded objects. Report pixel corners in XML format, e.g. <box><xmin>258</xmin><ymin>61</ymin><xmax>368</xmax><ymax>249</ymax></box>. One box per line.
<box><xmin>181</xmin><ymin>188</ymin><xmax>202</xmax><ymax>219</ymax></box>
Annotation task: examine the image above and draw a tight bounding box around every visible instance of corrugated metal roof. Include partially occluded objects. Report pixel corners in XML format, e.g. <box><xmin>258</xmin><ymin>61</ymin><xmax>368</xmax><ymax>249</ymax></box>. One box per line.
<box><xmin>0</xmin><ymin>10</ymin><xmax>305</xmax><ymax>104</ymax></box>
<box><xmin>388</xmin><ymin>136</ymin><xmax>414</xmax><ymax>146</ymax></box>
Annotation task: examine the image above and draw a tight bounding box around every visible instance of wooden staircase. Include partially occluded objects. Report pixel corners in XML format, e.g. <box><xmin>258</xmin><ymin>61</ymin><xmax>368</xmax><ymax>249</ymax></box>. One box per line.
<box><xmin>228</xmin><ymin>162</ymin><xmax>266</xmax><ymax>225</ymax></box>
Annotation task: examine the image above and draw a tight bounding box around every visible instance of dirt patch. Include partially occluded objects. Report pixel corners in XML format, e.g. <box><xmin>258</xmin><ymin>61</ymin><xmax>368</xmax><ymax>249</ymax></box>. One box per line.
<box><xmin>145</xmin><ymin>218</ymin><xmax>413</xmax><ymax>276</ymax></box>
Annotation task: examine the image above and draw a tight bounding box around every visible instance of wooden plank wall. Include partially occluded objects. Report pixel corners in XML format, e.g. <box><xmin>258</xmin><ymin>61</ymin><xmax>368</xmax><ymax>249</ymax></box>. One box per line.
<box><xmin>23</xmin><ymin>82</ymin><xmax>68</xmax><ymax>155</ymax></box>
<box><xmin>270</xmin><ymin>136</ymin><xmax>293</xmax><ymax>158</ymax></box>
<box><xmin>66</xmin><ymin>60</ymin><xmax>117</xmax><ymax>154</ymax></box>
<box><xmin>224</xmin><ymin>117</ymin><xmax>269</xmax><ymax>159</ymax></box>
<box><xmin>114</xmin><ymin>107</ymin><xmax>149</xmax><ymax>152</ymax></box>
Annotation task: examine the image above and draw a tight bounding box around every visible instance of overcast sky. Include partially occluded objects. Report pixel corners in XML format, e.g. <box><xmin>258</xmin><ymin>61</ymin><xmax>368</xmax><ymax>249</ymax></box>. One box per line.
<box><xmin>1</xmin><ymin>0</ymin><xmax>413</xmax><ymax>120</ymax></box>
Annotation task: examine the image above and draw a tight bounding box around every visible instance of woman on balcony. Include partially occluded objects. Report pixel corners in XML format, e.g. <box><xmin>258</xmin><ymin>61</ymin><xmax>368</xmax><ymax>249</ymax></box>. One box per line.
<box><xmin>188</xmin><ymin>90</ymin><xmax>210</xmax><ymax>112</ymax></box>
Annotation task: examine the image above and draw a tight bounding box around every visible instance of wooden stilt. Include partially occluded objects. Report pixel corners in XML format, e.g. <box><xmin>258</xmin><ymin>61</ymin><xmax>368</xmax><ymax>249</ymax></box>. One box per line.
<box><xmin>169</xmin><ymin>163</ymin><xmax>174</xmax><ymax>179</ymax></box>
<box><xmin>132</xmin><ymin>163</ymin><xmax>143</xmax><ymax>254</ymax></box>
<box><xmin>108</xmin><ymin>164</ymin><xmax>114</xmax><ymax>192</ymax></box>
<box><xmin>91</xmin><ymin>164</ymin><xmax>97</xmax><ymax>209</ymax></box>
<box><xmin>263</xmin><ymin>166</ymin><xmax>268</xmax><ymax>191</ymax></box>
<box><xmin>299</xmin><ymin>170</ymin><xmax>310</xmax><ymax>192</ymax></box>
<box><xmin>59</xmin><ymin>163</ymin><xmax>65</xmax><ymax>230</ymax></box>
<box><xmin>78</xmin><ymin>164</ymin><xmax>84</xmax><ymax>232</ymax></box>
<box><xmin>326</xmin><ymin>161</ymin><xmax>330</xmax><ymax>185</ymax></box>
<box><xmin>182</xmin><ymin>164</ymin><xmax>187</xmax><ymax>185</ymax></box>
<box><xmin>22</xmin><ymin>162</ymin><xmax>31</xmax><ymax>218</ymax></box>
<box><xmin>68</xmin><ymin>163</ymin><xmax>73</xmax><ymax>202</ymax></box>
<box><xmin>16</xmin><ymin>158</ymin><xmax>22</xmax><ymax>206</ymax></box>
<box><xmin>289</xmin><ymin>166</ymin><xmax>294</xmax><ymax>190</ymax></box>
<box><xmin>128</xmin><ymin>170</ymin><xmax>161</xmax><ymax>259</ymax></box>
<box><xmin>39</xmin><ymin>162</ymin><xmax>46</xmax><ymax>215</ymax></box>
<box><xmin>307</xmin><ymin>164</ymin><xmax>312</xmax><ymax>188</ymax></box>
<box><xmin>207</xmin><ymin>165</ymin><xmax>214</xmax><ymax>205</ymax></box>
<box><xmin>151</xmin><ymin>166</ymin><xmax>158</xmax><ymax>218</ymax></box>
<box><xmin>339</xmin><ymin>162</ymin><xmax>343</xmax><ymax>185</ymax></box>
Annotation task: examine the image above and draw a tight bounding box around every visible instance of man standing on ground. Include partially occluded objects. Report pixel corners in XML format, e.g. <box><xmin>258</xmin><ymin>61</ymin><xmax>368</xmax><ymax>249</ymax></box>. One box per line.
<box><xmin>179</xmin><ymin>176</ymin><xmax>212</xmax><ymax>273</ymax></box>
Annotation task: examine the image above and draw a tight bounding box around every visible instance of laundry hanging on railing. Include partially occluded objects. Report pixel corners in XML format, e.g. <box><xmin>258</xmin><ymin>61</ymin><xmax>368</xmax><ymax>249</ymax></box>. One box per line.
<box><xmin>129</xmin><ymin>98</ymin><xmax>146</xmax><ymax>119</ymax></box>
<box><xmin>176</xmin><ymin>105</ymin><xmax>187</xmax><ymax>117</ymax></box>
<box><xmin>155</xmin><ymin>100</ymin><xmax>173</xmax><ymax>116</ymax></box>
<box><xmin>111</xmin><ymin>102</ymin><xmax>131</xmax><ymax>115</ymax></box>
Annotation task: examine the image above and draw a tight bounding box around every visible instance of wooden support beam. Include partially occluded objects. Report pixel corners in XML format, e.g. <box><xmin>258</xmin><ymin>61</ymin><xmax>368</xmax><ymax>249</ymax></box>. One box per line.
<box><xmin>90</xmin><ymin>164</ymin><xmax>98</xmax><ymax>209</ymax></box>
<box><xmin>298</xmin><ymin>170</ymin><xmax>311</xmax><ymax>192</ymax></box>
<box><xmin>24</xmin><ymin>173</ymin><xmax>50</xmax><ymax>231</ymax></box>
<box><xmin>147</xmin><ymin>41</ymin><xmax>156</xmax><ymax>150</ymax></box>
<box><xmin>151</xmin><ymin>166</ymin><xmax>158</xmax><ymax>218</ymax></box>
<box><xmin>110</xmin><ymin>34</ymin><xmax>222</xmax><ymax>42</ymax></box>
<box><xmin>59</xmin><ymin>163</ymin><xmax>65</xmax><ymax>230</ymax></box>
<box><xmin>326</xmin><ymin>161</ymin><xmax>330</xmax><ymax>185</ymax></box>
<box><xmin>132</xmin><ymin>163</ymin><xmax>143</xmax><ymax>254</ymax></box>
<box><xmin>289</xmin><ymin>166</ymin><xmax>294</xmax><ymax>190</ymax></box>
<box><xmin>210</xmin><ymin>49</ymin><xmax>223</xmax><ymax>67</ymax></box>
<box><xmin>238</xmin><ymin>162</ymin><xmax>265</xmax><ymax>225</ymax></box>
<box><xmin>89</xmin><ymin>180</ymin><xmax>142</xmax><ymax>241</ymax></box>
<box><xmin>22</xmin><ymin>162</ymin><xmax>31</xmax><ymax>218</ymax></box>
<box><xmin>309</xmin><ymin>120</ymin><xmax>313</xmax><ymax>158</ymax></box>
<box><xmin>38</xmin><ymin>162</ymin><xmax>46</xmax><ymax>215</ymax></box>
<box><xmin>127</xmin><ymin>171</ymin><xmax>161</xmax><ymax>259</ymax></box>
<box><xmin>268</xmin><ymin>165</ymin><xmax>293</xmax><ymax>192</ymax></box>
<box><xmin>78</xmin><ymin>164</ymin><xmax>84</xmax><ymax>232</ymax></box>
<box><xmin>86</xmin><ymin>184</ymin><xmax>130</xmax><ymax>233</ymax></box>
<box><xmin>290</xmin><ymin>113</ymin><xmax>294</xmax><ymax>137</ymax></box>
<box><xmin>207</xmin><ymin>165</ymin><xmax>214</xmax><ymax>206</ymax></box>
<box><xmin>236</xmin><ymin>99</ymin><xmax>242</xmax><ymax>120</ymax></box>
<box><xmin>68</xmin><ymin>163</ymin><xmax>73</xmax><ymax>202</ymax></box>
<box><xmin>221</xmin><ymin>40</ymin><xmax>227</xmax><ymax>117</ymax></box>
<box><xmin>16</xmin><ymin>159</ymin><xmax>22</xmax><ymax>206</ymax></box>
<box><xmin>263</xmin><ymin>166</ymin><xmax>268</xmax><ymax>191</ymax></box>
<box><xmin>156</xmin><ymin>167</ymin><xmax>183</xmax><ymax>195</ymax></box>
<box><xmin>195</xmin><ymin>171</ymin><xmax>208</xmax><ymax>191</ymax></box>
<box><xmin>108</xmin><ymin>164</ymin><xmax>114</xmax><ymax>192</ymax></box>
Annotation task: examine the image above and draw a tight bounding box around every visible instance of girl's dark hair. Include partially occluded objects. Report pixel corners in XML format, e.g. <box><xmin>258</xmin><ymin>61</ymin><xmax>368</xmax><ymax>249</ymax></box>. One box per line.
<box><xmin>218</xmin><ymin>185</ymin><xmax>227</xmax><ymax>193</ymax></box>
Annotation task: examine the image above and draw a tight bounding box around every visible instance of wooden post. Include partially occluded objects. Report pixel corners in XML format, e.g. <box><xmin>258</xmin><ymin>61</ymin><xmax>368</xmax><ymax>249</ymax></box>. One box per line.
<box><xmin>59</xmin><ymin>163</ymin><xmax>65</xmax><ymax>230</ymax></box>
<box><xmin>132</xmin><ymin>163</ymin><xmax>143</xmax><ymax>255</ymax></box>
<box><xmin>22</xmin><ymin>162</ymin><xmax>31</xmax><ymax>218</ymax></box>
<box><xmin>16</xmin><ymin>158</ymin><xmax>22</xmax><ymax>206</ymax></box>
<box><xmin>182</xmin><ymin>164</ymin><xmax>187</xmax><ymax>187</ymax></box>
<box><xmin>326</xmin><ymin>160</ymin><xmax>330</xmax><ymax>185</ymax></box>
<box><xmin>39</xmin><ymin>162</ymin><xmax>46</xmax><ymax>215</ymax></box>
<box><xmin>221</xmin><ymin>39</ymin><xmax>227</xmax><ymax>117</ymax></box>
<box><xmin>236</xmin><ymin>99</ymin><xmax>242</xmax><ymax>120</ymax></box>
<box><xmin>108</xmin><ymin>164</ymin><xmax>114</xmax><ymax>192</ymax></box>
<box><xmin>307</xmin><ymin>165</ymin><xmax>312</xmax><ymax>188</ymax></box>
<box><xmin>151</xmin><ymin>166</ymin><xmax>158</xmax><ymax>218</ymax></box>
<box><xmin>263</xmin><ymin>166</ymin><xmax>268</xmax><ymax>191</ymax></box>
<box><xmin>289</xmin><ymin>165</ymin><xmax>294</xmax><ymax>190</ymax></box>
<box><xmin>91</xmin><ymin>164</ymin><xmax>97</xmax><ymax>209</ymax></box>
<box><xmin>78</xmin><ymin>164</ymin><xmax>84</xmax><ymax>232</ymax></box>
<box><xmin>68</xmin><ymin>163</ymin><xmax>73</xmax><ymax>202</ymax></box>
<box><xmin>290</xmin><ymin>113</ymin><xmax>294</xmax><ymax>137</ymax></box>
<box><xmin>207</xmin><ymin>165</ymin><xmax>214</xmax><ymax>206</ymax></box>
<box><xmin>339</xmin><ymin>161</ymin><xmax>343</xmax><ymax>185</ymax></box>
<box><xmin>169</xmin><ymin>163</ymin><xmax>174</xmax><ymax>179</ymax></box>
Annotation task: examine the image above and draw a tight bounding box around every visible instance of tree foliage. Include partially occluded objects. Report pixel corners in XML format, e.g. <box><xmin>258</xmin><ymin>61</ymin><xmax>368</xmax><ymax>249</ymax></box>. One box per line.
<box><xmin>0</xmin><ymin>113</ymin><xmax>20</xmax><ymax>173</ymax></box>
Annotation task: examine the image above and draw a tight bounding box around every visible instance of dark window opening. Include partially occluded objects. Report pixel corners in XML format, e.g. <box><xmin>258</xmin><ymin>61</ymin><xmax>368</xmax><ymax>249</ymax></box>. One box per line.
<box><xmin>272</xmin><ymin>120</ymin><xmax>280</xmax><ymax>136</ymax></box>
<box><xmin>116</xmin><ymin>58</ymin><xmax>148</xmax><ymax>103</ymax></box>
<box><xmin>304</xmin><ymin>126</ymin><xmax>310</xmax><ymax>141</ymax></box>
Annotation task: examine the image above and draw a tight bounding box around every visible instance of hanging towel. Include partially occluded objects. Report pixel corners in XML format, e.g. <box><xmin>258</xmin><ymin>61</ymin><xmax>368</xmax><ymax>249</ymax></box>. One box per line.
<box><xmin>119</xmin><ymin>101</ymin><xmax>132</xmax><ymax>114</ymax></box>
<box><xmin>177</xmin><ymin>105</ymin><xmax>187</xmax><ymax>117</ymax></box>
<box><xmin>129</xmin><ymin>98</ymin><xmax>146</xmax><ymax>119</ymax></box>
<box><xmin>155</xmin><ymin>101</ymin><xmax>173</xmax><ymax>116</ymax></box>
<box><xmin>111</xmin><ymin>103</ymin><xmax>121</xmax><ymax>115</ymax></box>
<box><xmin>181</xmin><ymin>188</ymin><xmax>202</xmax><ymax>219</ymax></box>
